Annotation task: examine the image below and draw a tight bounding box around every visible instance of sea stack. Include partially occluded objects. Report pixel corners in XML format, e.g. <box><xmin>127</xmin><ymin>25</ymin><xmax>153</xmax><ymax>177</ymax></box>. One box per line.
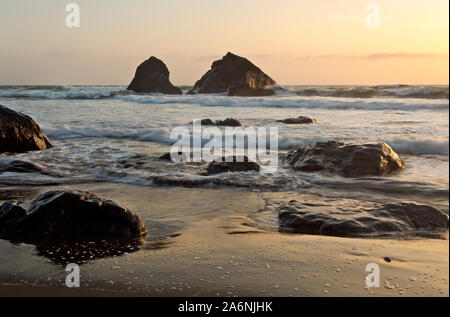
<box><xmin>127</xmin><ymin>56</ymin><xmax>182</xmax><ymax>94</ymax></box>
<box><xmin>0</xmin><ymin>105</ymin><xmax>53</xmax><ymax>153</ymax></box>
<box><xmin>189</xmin><ymin>52</ymin><xmax>276</xmax><ymax>96</ymax></box>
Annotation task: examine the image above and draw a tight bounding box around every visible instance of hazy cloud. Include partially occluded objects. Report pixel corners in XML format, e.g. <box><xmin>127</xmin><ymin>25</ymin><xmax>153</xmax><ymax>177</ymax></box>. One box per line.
<box><xmin>266</xmin><ymin>53</ymin><xmax>449</xmax><ymax>62</ymax></box>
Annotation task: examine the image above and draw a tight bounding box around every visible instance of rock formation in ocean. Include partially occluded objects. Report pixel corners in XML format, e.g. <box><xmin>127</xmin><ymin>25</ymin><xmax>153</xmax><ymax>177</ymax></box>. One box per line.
<box><xmin>283</xmin><ymin>141</ymin><xmax>405</xmax><ymax>177</ymax></box>
<box><xmin>228</xmin><ymin>83</ymin><xmax>276</xmax><ymax>97</ymax></box>
<box><xmin>278</xmin><ymin>199</ymin><xmax>449</xmax><ymax>238</ymax></box>
<box><xmin>189</xmin><ymin>52</ymin><xmax>276</xmax><ymax>96</ymax></box>
<box><xmin>127</xmin><ymin>56</ymin><xmax>182</xmax><ymax>94</ymax></box>
<box><xmin>0</xmin><ymin>190</ymin><xmax>147</xmax><ymax>238</ymax></box>
<box><xmin>277</xmin><ymin>116</ymin><xmax>317</xmax><ymax>124</ymax></box>
<box><xmin>0</xmin><ymin>105</ymin><xmax>53</xmax><ymax>153</ymax></box>
<box><xmin>206</xmin><ymin>156</ymin><xmax>260</xmax><ymax>175</ymax></box>
<box><xmin>200</xmin><ymin>118</ymin><xmax>243</xmax><ymax>127</ymax></box>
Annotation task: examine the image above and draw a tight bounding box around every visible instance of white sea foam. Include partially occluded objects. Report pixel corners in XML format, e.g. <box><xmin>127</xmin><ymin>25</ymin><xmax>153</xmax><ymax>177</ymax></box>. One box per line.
<box><xmin>0</xmin><ymin>85</ymin><xmax>448</xmax><ymax>104</ymax></box>
<box><xmin>44</xmin><ymin>125</ymin><xmax>449</xmax><ymax>156</ymax></box>
<box><xmin>115</xmin><ymin>94</ymin><xmax>448</xmax><ymax>111</ymax></box>
<box><xmin>386</xmin><ymin>138</ymin><xmax>449</xmax><ymax>156</ymax></box>
<box><xmin>0</xmin><ymin>86</ymin><xmax>123</xmax><ymax>100</ymax></box>
<box><xmin>45</xmin><ymin>127</ymin><xmax>173</xmax><ymax>144</ymax></box>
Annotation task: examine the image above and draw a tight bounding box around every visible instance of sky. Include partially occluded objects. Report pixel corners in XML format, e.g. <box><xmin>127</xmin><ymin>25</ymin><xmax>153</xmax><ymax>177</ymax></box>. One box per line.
<box><xmin>0</xmin><ymin>0</ymin><xmax>448</xmax><ymax>85</ymax></box>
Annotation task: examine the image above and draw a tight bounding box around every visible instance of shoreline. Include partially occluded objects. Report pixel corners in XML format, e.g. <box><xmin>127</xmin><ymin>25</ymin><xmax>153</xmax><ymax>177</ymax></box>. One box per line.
<box><xmin>0</xmin><ymin>183</ymin><xmax>448</xmax><ymax>297</ymax></box>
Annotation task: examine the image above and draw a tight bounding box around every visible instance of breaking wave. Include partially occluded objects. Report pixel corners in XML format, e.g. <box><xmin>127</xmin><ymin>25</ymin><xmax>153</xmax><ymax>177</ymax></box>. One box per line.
<box><xmin>45</xmin><ymin>126</ymin><xmax>449</xmax><ymax>156</ymax></box>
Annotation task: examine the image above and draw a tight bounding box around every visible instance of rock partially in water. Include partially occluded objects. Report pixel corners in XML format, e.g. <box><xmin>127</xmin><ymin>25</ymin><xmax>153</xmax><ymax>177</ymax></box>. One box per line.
<box><xmin>0</xmin><ymin>159</ymin><xmax>48</xmax><ymax>174</ymax></box>
<box><xmin>228</xmin><ymin>83</ymin><xmax>275</xmax><ymax>97</ymax></box>
<box><xmin>159</xmin><ymin>151</ymin><xmax>190</xmax><ymax>162</ymax></box>
<box><xmin>283</xmin><ymin>141</ymin><xmax>405</xmax><ymax>177</ymax></box>
<box><xmin>189</xmin><ymin>52</ymin><xmax>276</xmax><ymax>94</ymax></box>
<box><xmin>200</xmin><ymin>118</ymin><xmax>243</xmax><ymax>127</ymax></box>
<box><xmin>127</xmin><ymin>56</ymin><xmax>182</xmax><ymax>94</ymax></box>
<box><xmin>277</xmin><ymin>116</ymin><xmax>317</xmax><ymax>124</ymax></box>
<box><xmin>0</xmin><ymin>190</ymin><xmax>147</xmax><ymax>238</ymax></box>
<box><xmin>278</xmin><ymin>200</ymin><xmax>449</xmax><ymax>238</ymax></box>
<box><xmin>0</xmin><ymin>105</ymin><xmax>54</xmax><ymax>154</ymax></box>
<box><xmin>206</xmin><ymin>156</ymin><xmax>260</xmax><ymax>175</ymax></box>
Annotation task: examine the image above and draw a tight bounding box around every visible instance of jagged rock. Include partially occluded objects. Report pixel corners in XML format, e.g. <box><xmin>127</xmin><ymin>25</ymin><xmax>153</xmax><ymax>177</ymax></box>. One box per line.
<box><xmin>283</xmin><ymin>141</ymin><xmax>405</xmax><ymax>177</ymax></box>
<box><xmin>228</xmin><ymin>83</ymin><xmax>275</xmax><ymax>97</ymax></box>
<box><xmin>0</xmin><ymin>190</ymin><xmax>147</xmax><ymax>238</ymax></box>
<box><xmin>0</xmin><ymin>105</ymin><xmax>53</xmax><ymax>153</ymax></box>
<box><xmin>206</xmin><ymin>156</ymin><xmax>260</xmax><ymax>175</ymax></box>
<box><xmin>277</xmin><ymin>116</ymin><xmax>317</xmax><ymax>124</ymax></box>
<box><xmin>200</xmin><ymin>118</ymin><xmax>243</xmax><ymax>127</ymax></box>
<box><xmin>278</xmin><ymin>200</ymin><xmax>449</xmax><ymax>238</ymax></box>
<box><xmin>189</xmin><ymin>52</ymin><xmax>276</xmax><ymax>94</ymax></box>
<box><xmin>127</xmin><ymin>56</ymin><xmax>182</xmax><ymax>94</ymax></box>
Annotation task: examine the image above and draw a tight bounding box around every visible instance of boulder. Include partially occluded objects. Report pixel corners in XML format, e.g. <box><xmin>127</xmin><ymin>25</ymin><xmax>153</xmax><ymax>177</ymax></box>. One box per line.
<box><xmin>200</xmin><ymin>118</ymin><xmax>243</xmax><ymax>127</ymax></box>
<box><xmin>283</xmin><ymin>141</ymin><xmax>405</xmax><ymax>177</ymax></box>
<box><xmin>228</xmin><ymin>83</ymin><xmax>275</xmax><ymax>97</ymax></box>
<box><xmin>0</xmin><ymin>105</ymin><xmax>53</xmax><ymax>153</ymax></box>
<box><xmin>0</xmin><ymin>190</ymin><xmax>147</xmax><ymax>238</ymax></box>
<box><xmin>206</xmin><ymin>156</ymin><xmax>260</xmax><ymax>175</ymax></box>
<box><xmin>127</xmin><ymin>56</ymin><xmax>182</xmax><ymax>94</ymax></box>
<box><xmin>278</xmin><ymin>200</ymin><xmax>449</xmax><ymax>238</ymax></box>
<box><xmin>277</xmin><ymin>116</ymin><xmax>317</xmax><ymax>124</ymax></box>
<box><xmin>189</xmin><ymin>52</ymin><xmax>276</xmax><ymax>94</ymax></box>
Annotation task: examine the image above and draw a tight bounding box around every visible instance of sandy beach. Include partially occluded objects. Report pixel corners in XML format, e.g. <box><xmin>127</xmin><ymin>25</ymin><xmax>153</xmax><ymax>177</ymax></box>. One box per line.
<box><xmin>0</xmin><ymin>183</ymin><xmax>447</xmax><ymax>297</ymax></box>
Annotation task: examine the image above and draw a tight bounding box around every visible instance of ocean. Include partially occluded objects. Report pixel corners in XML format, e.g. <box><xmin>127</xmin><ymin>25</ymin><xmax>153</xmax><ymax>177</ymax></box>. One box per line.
<box><xmin>0</xmin><ymin>84</ymin><xmax>448</xmax><ymax>238</ymax></box>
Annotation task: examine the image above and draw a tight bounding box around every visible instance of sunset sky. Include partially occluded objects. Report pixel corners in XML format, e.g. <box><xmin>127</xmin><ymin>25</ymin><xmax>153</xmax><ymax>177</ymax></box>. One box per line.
<box><xmin>0</xmin><ymin>0</ymin><xmax>448</xmax><ymax>85</ymax></box>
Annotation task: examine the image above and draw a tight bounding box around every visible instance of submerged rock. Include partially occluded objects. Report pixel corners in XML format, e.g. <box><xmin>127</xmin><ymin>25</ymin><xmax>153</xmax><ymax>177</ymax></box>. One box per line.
<box><xmin>189</xmin><ymin>52</ymin><xmax>276</xmax><ymax>94</ymax></box>
<box><xmin>127</xmin><ymin>56</ymin><xmax>182</xmax><ymax>94</ymax></box>
<box><xmin>0</xmin><ymin>105</ymin><xmax>53</xmax><ymax>154</ymax></box>
<box><xmin>0</xmin><ymin>190</ymin><xmax>147</xmax><ymax>238</ymax></box>
<box><xmin>283</xmin><ymin>141</ymin><xmax>405</xmax><ymax>177</ymax></box>
<box><xmin>0</xmin><ymin>159</ymin><xmax>48</xmax><ymax>174</ymax></box>
<box><xmin>159</xmin><ymin>151</ymin><xmax>190</xmax><ymax>162</ymax></box>
<box><xmin>228</xmin><ymin>83</ymin><xmax>275</xmax><ymax>97</ymax></box>
<box><xmin>277</xmin><ymin>116</ymin><xmax>317</xmax><ymax>124</ymax></box>
<box><xmin>206</xmin><ymin>156</ymin><xmax>260</xmax><ymax>175</ymax></box>
<box><xmin>278</xmin><ymin>200</ymin><xmax>449</xmax><ymax>238</ymax></box>
<box><xmin>200</xmin><ymin>118</ymin><xmax>243</xmax><ymax>127</ymax></box>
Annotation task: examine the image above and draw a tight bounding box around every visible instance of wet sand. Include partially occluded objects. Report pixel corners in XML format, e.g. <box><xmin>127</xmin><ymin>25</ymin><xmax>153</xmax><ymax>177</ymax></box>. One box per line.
<box><xmin>0</xmin><ymin>183</ymin><xmax>448</xmax><ymax>297</ymax></box>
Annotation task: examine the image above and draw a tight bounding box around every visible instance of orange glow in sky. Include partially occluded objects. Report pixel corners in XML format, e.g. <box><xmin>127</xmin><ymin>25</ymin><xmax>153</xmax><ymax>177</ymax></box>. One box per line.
<box><xmin>0</xmin><ymin>0</ymin><xmax>448</xmax><ymax>85</ymax></box>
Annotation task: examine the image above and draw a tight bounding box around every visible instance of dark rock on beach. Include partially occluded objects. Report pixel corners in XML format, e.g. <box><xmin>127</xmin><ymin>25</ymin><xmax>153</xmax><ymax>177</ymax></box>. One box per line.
<box><xmin>189</xmin><ymin>52</ymin><xmax>276</xmax><ymax>95</ymax></box>
<box><xmin>283</xmin><ymin>141</ymin><xmax>405</xmax><ymax>177</ymax></box>
<box><xmin>0</xmin><ymin>105</ymin><xmax>53</xmax><ymax>154</ymax></box>
<box><xmin>277</xmin><ymin>116</ymin><xmax>317</xmax><ymax>124</ymax></box>
<box><xmin>200</xmin><ymin>118</ymin><xmax>243</xmax><ymax>127</ymax></box>
<box><xmin>206</xmin><ymin>156</ymin><xmax>260</xmax><ymax>175</ymax></box>
<box><xmin>278</xmin><ymin>200</ymin><xmax>449</xmax><ymax>238</ymax></box>
<box><xmin>0</xmin><ymin>190</ymin><xmax>147</xmax><ymax>238</ymax></box>
<box><xmin>127</xmin><ymin>56</ymin><xmax>182</xmax><ymax>94</ymax></box>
